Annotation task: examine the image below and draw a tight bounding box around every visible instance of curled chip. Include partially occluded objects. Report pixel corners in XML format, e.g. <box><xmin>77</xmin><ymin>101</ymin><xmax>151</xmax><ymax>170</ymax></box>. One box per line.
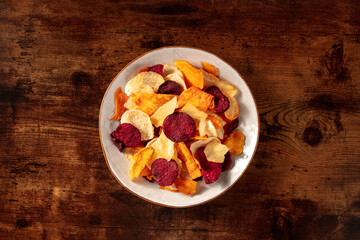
<box><xmin>163</xmin><ymin>112</ymin><xmax>196</xmax><ymax>142</ymax></box>
<box><xmin>196</xmin><ymin>147</ymin><xmax>222</xmax><ymax>184</ymax></box>
<box><xmin>162</xmin><ymin>64</ymin><xmax>180</xmax><ymax>77</ymax></box>
<box><xmin>199</xmin><ymin>119</ymin><xmax>217</xmax><ymax>138</ymax></box>
<box><xmin>164</xmin><ymin>73</ymin><xmax>187</xmax><ymax>91</ymax></box>
<box><xmin>124</xmin><ymin>93</ymin><xmax>176</xmax><ymax>116</ymax></box>
<box><xmin>148</xmin><ymin>64</ymin><xmax>163</xmax><ymax>75</ymax></box>
<box><xmin>125</xmin><ymin>72</ymin><xmax>165</xmax><ymax>96</ymax></box>
<box><xmin>222</xmin><ymin>152</ymin><xmax>232</xmax><ymax>172</ymax></box>
<box><xmin>110</xmin><ymin>87</ymin><xmax>129</xmax><ymax>120</ymax></box>
<box><xmin>151</xmin><ymin>131</ymin><xmax>174</xmax><ymax>161</ymax></box>
<box><xmin>205</xmin><ymin>86</ymin><xmax>230</xmax><ymax>113</ymax></box>
<box><xmin>206</xmin><ymin>113</ymin><xmax>226</xmax><ymax>129</ymax></box>
<box><xmin>224</xmin><ymin>117</ymin><xmax>239</xmax><ymax>135</ymax></box>
<box><xmin>121</xmin><ymin>109</ymin><xmax>154</xmax><ymax>141</ymax></box>
<box><xmin>150</xmin><ymin>97</ymin><xmax>177</xmax><ymax>127</ymax></box>
<box><xmin>177</xmin><ymin>86</ymin><xmax>214</xmax><ymax>112</ymax></box>
<box><xmin>201</xmin><ymin>61</ymin><xmax>219</xmax><ymax>78</ymax></box>
<box><xmin>189</xmin><ymin>137</ymin><xmax>220</xmax><ymax>157</ymax></box>
<box><xmin>129</xmin><ymin>147</ymin><xmax>154</xmax><ymax>180</ymax></box>
<box><xmin>110</xmin><ymin>131</ymin><xmax>124</xmax><ymax>151</ymax></box>
<box><xmin>180</xmin><ymin>103</ymin><xmax>208</xmax><ymax>129</ymax></box>
<box><xmin>174</xmin><ymin>177</ymin><xmax>197</xmax><ymax>195</ymax></box>
<box><xmin>151</xmin><ymin>158</ymin><xmax>179</xmax><ymax>186</ymax></box>
<box><xmin>174</xmin><ymin>60</ymin><xmax>204</xmax><ymax>89</ymax></box>
<box><xmin>112</xmin><ymin>123</ymin><xmax>141</xmax><ymax>147</ymax></box>
<box><xmin>202</xmin><ymin>70</ymin><xmax>237</xmax><ymax>98</ymax></box>
<box><xmin>224</xmin><ymin>130</ymin><xmax>245</xmax><ymax>156</ymax></box>
<box><xmin>224</xmin><ymin>96</ymin><xmax>240</xmax><ymax>121</ymax></box>
<box><xmin>204</xmin><ymin>139</ymin><xmax>229</xmax><ymax>163</ymax></box>
<box><xmin>157</xmin><ymin>80</ymin><xmax>182</xmax><ymax>95</ymax></box>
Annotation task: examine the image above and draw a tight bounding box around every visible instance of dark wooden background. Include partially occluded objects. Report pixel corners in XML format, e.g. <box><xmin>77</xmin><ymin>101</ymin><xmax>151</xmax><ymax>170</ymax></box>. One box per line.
<box><xmin>1</xmin><ymin>0</ymin><xmax>359</xmax><ymax>239</ymax></box>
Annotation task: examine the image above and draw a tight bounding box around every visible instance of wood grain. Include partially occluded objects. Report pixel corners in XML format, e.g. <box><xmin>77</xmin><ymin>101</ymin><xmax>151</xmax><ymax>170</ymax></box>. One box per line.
<box><xmin>1</xmin><ymin>0</ymin><xmax>359</xmax><ymax>239</ymax></box>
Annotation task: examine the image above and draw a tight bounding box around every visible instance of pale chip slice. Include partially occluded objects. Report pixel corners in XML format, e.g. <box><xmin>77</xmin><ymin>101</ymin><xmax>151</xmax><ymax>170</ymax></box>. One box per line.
<box><xmin>164</xmin><ymin>73</ymin><xmax>187</xmax><ymax>90</ymax></box>
<box><xmin>180</xmin><ymin>103</ymin><xmax>207</xmax><ymax>129</ymax></box>
<box><xmin>206</xmin><ymin>111</ymin><xmax>226</xmax><ymax>128</ymax></box>
<box><xmin>224</xmin><ymin>96</ymin><xmax>240</xmax><ymax>120</ymax></box>
<box><xmin>162</xmin><ymin>64</ymin><xmax>180</xmax><ymax>77</ymax></box>
<box><xmin>189</xmin><ymin>137</ymin><xmax>220</xmax><ymax>158</ymax></box>
<box><xmin>199</xmin><ymin>119</ymin><xmax>217</xmax><ymax>137</ymax></box>
<box><xmin>121</xmin><ymin>109</ymin><xmax>154</xmax><ymax>141</ymax></box>
<box><xmin>125</xmin><ymin>72</ymin><xmax>165</xmax><ymax>96</ymax></box>
<box><xmin>123</xmin><ymin>95</ymin><xmax>138</xmax><ymax>109</ymax></box>
<box><xmin>216</xmin><ymin>127</ymin><xmax>225</xmax><ymax>139</ymax></box>
<box><xmin>202</xmin><ymin>70</ymin><xmax>237</xmax><ymax>98</ymax></box>
<box><xmin>204</xmin><ymin>140</ymin><xmax>229</xmax><ymax>163</ymax></box>
<box><xmin>150</xmin><ymin>97</ymin><xmax>177</xmax><ymax>127</ymax></box>
<box><xmin>151</xmin><ymin>131</ymin><xmax>174</xmax><ymax>161</ymax></box>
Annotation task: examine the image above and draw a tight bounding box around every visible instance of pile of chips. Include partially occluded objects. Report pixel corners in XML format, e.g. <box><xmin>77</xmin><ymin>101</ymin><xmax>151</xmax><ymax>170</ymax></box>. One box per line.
<box><xmin>110</xmin><ymin>61</ymin><xmax>245</xmax><ymax>195</ymax></box>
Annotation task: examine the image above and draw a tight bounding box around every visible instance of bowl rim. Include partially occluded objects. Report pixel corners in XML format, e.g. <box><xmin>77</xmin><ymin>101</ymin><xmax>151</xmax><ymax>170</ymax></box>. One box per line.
<box><xmin>99</xmin><ymin>46</ymin><xmax>260</xmax><ymax>208</ymax></box>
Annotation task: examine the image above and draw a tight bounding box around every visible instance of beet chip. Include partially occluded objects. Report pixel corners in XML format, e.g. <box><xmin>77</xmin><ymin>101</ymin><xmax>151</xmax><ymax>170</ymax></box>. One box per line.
<box><xmin>196</xmin><ymin>147</ymin><xmax>222</xmax><ymax>184</ymax></box>
<box><xmin>110</xmin><ymin>131</ymin><xmax>124</xmax><ymax>152</ymax></box>
<box><xmin>222</xmin><ymin>152</ymin><xmax>232</xmax><ymax>172</ymax></box>
<box><xmin>151</xmin><ymin>158</ymin><xmax>178</xmax><ymax>186</ymax></box>
<box><xmin>224</xmin><ymin>118</ymin><xmax>239</xmax><ymax>135</ymax></box>
<box><xmin>157</xmin><ymin>80</ymin><xmax>182</xmax><ymax>95</ymax></box>
<box><xmin>205</xmin><ymin>86</ymin><xmax>230</xmax><ymax>113</ymax></box>
<box><xmin>163</xmin><ymin>112</ymin><xmax>196</xmax><ymax>142</ymax></box>
<box><xmin>113</xmin><ymin>123</ymin><xmax>141</xmax><ymax>147</ymax></box>
<box><xmin>148</xmin><ymin>64</ymin><xmax>163</xmax><ymax>75</ymax></box>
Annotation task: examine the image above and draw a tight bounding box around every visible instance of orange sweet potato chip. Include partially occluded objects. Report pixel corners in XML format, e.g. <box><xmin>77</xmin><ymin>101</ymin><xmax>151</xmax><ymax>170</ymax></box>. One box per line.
<box><xmin>174</xmin><ymin>60</ymin><xmax>204</xmax><ymax>89</ymax></box>
<box><xmin>174</xmin><ymin>177</ymin><xmax>197</xmax><ymax>195</ymax></box>
<box><xmin>159</xmin><ymin>186</ymin><xmax>179</xmax><ymax>192</ymax></box>
<box><xmin>201</xmin><ymin>62</ymin><xmax>219</xmax><ymax>78</ymax></box>
<box><xmin>129</xmin><ymin>147</ymin><xmax>154</xmax><ymax>180</ymax></box>
<box><xmin>224</xmin><ymin>130</ymin><xmax>245</xmax><ymax>156</ymax></box>
<box><xmin>140</xmin><ymin>166</ymin><xmax>151</xmax><ymax>176</ymax></box>
<box><xmin>138</xmin><ymin>66</ymin><xmax>150</xmax><ymax>73</ymax></box>
<box><xmin>110</xmin><ymin>87</ymin><xmax>129</xmax><ymax>120</ymax></box>
<box><xmin>126</xmin><ymin>93</ymin><xmax>176</xmax><ymax>116</ymax></box>
<box><xmin>175</xmin><ymin>142</ymin><xmax>202</xmax><ymax>179</ymax></box>
<box><xmin>177</xmin><ymin>86</ymin><xmax>214</xmax><ymax>112</ymax></box>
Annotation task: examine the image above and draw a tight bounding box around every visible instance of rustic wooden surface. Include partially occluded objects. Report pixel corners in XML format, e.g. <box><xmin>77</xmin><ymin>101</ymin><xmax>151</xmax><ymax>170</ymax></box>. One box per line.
<box><xmin>1</xmin><ymin>0</ymin><xmax>360</xmax><ymax>239</ymax></box>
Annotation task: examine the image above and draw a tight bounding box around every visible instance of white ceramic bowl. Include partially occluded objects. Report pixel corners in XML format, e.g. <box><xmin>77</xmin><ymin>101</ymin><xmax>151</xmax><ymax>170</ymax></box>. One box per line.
<box><xmin>99</xmin><ymin>46</ymin><xmax>259</xmax><ymax>207</ymax></box>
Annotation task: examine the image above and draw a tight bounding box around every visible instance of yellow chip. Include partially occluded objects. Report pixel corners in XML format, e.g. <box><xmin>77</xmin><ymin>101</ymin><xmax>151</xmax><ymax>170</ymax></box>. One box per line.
<box><xmin>199</xmin><ymin>119</ymin><xmax>217</xmax><ymax>137</ymax></box>
<box><xmin>179</xmin><ymin>103</ymin><xmax>207</xmax><ymax>129</ymax></box>
<box><xmin>125</xmin><ymin>71</ymin><xmax>165</xmax><ymax>96</ymax></box>
<box><xmin>151</xmin><ymin>131</ymin><xmax>174</xmax><ymax>161</ymax></box>
<box><xmin>177</xmin><ymin>86</ymin><xmax>214</xmax><ymax>112</ymax></box>
<box><xmin>121</xmin><ymin>109</ymin><xmax>154</xmax><ymax>141</ymax></box>
<box><xmin>175</xmin><ymin>142</ymin><xmax>202</xmax><ymax>179</ymax></box>
<box><xmin>174</xmin><ymin>177</ymin><xmax>197</xmax><ymax>195</ymax></box>
<box><xmin>204</xmin><ymin>139</ymin><xmax>229</xmax><ymax>163</ymax></box>
<box><xmin>124</xmin><ymin>93</ymin><xmax>176</xmax><ymax>116</ymax></box>
<box><xmin>189</xmin><ymin>137</ymin><xmax>220</xmax><ymax>158</ymax></box>
<box><xmin>202</xmin><ymin>70</ymin><xmax>237</xmax><ymax>98</ymax></box>
<box><xmin>129</xmin><ymin>147</ymin><xmax>154</xmax><ymax>180</ymax></box>
<box><xmin>224</xmin><ymin>96</ymin><xmax>240</xmax><ymax>121</ymax></box>
<box><xmin>150</xmin><ymin>97</ymin><xmax>177</xmax><ymax>127</ymax></box>
<box><xmin>224</xmin><ymin>130</ymin><xmax>245</xmax><ymax>156</ymax></box>
<box><xmin>174</xmin><ymin>60</ymin><xmax>204</xmax><ymax>89</ymax></box>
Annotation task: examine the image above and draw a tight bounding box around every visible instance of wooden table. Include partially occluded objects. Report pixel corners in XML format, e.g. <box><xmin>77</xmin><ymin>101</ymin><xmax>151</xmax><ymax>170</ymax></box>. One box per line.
<box><xmin>1</xmin><ymin>1</ymin><xmax>359</xmax><ymax>239</ymax></box>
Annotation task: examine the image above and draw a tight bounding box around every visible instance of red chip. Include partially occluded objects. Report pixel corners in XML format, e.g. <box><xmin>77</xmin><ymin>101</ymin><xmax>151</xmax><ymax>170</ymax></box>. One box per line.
<box><xmin>151</xmin><ymin>158</ymin><xmax>178</xmax><ymax>186</ymax></box>
<box><xmin>163</xmin><ymin>112</ymin><xmax>196</xmax><ymax>142</ymax></box>
<box><xmin>110</xmin><ymin>131</ymin><xmax>124</xmax><ymax>151</ymax></box>
<box><xmin>157</xmin><ymin>80</ymin><xmax>182</xmax><ymax>95</ymax></box>
<box><xmin>113</xmin><ymin>123</ymin><xmax>141</xmax><ymax>147</ymax></box>
<box><xmin>148</xmin><ymin>64</ymin><xmax>163</xmax><ymax>75</ymax></box>
<box><xmin>205</xmin><ymin>86</ymin><xmax>230</xmax><ymax>113</ymax></box>
<box><xmin>196</xmin><ymin>147</ymin><xmax>222</xmax><ymax>184</ymax></box>
<box><xmin>224</xmin><ymin>118</ymin><xmax>239</xmax><ymax>135</ymax></box>
<box><xmin>222</xmin><ymin>152</ymin><xmax>232</xmax><ymax>172</ymax></box>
